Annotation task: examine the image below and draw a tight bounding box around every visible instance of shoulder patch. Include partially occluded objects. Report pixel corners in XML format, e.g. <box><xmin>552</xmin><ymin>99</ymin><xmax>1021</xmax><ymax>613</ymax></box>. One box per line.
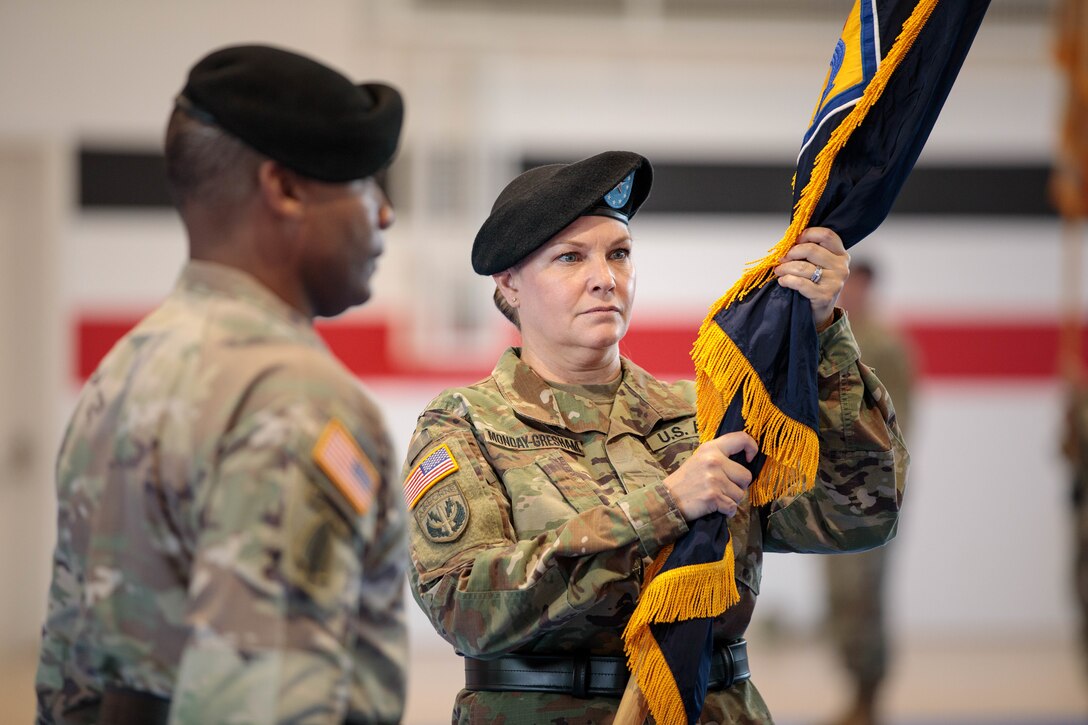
<box><xmin>405</xmin><ymin>427</ymin><xmax>435</xmax><ymax>464</ymax></box>
<box><xmin>312</xmin><ymin>418</ymin><xmax>377</xmax><ymax>516</ymax></box>
<box><xmin>294</xmin><ymin>518</ymin><xmax>335</xmax><ymax>585</ymax></box>
<box><xmin>416</xmin><ymin>483</ymin><xmax>470</xmax><ymax>543</ymax></box>
<box><xmin>404</xmin><ymin>443</ymin><xmax>460</xmax><ymax>510</ymax></box>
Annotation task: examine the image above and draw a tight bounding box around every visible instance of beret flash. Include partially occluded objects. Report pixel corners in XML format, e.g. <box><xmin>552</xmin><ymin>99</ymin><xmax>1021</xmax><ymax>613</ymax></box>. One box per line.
<box><xmin>472</xmin><ymin>151</ymin><xmax>653</xmax><ymax>275</ymax></box>
<box><xmin>178</xmin><ymin>44</ymin><xmax>403</xmax><ymax>183</ymax></box>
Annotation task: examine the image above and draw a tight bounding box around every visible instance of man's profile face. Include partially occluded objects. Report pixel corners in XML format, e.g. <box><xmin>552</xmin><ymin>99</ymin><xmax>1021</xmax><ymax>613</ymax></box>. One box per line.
<box><xmin>298</xmin><ymin>176</ymin><xmax>393</xmax><ymax>317</ymax></box>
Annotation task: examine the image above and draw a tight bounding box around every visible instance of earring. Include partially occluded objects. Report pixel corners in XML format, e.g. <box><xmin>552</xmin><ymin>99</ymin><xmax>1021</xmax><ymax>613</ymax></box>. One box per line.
<box><xmin>512</xmin><ymin>297</ymin><xmax>518</xmax><ymax>305</ymax></box>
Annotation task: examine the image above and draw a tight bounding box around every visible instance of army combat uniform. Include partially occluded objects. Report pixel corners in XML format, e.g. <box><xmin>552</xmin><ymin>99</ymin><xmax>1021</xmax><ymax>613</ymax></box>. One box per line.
<box><xmin>404</xmin><ymin>312</ymin><xmax>908</xmax><ymax>724</ymax></box>
<box><xmin>823</xmin><ymin>315</ymin><xmax>916</xmax><ymax>703</ymax></box>
<box><xmin>36</xmin><ymin>262</ymin><xmax>408</xmax><ymax>724</ymax></box>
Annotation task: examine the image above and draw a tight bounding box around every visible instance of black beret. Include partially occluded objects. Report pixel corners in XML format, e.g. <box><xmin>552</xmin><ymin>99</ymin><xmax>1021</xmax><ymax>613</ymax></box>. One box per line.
<box><xmin>178</xmin><ymin>44</ymin><xmax>403</xmax><ymax>183</ymax></box>
<box><xmin>472</xmin><ymin>151</ymin><xmax>653</xmax><ymax>275</ymax></box>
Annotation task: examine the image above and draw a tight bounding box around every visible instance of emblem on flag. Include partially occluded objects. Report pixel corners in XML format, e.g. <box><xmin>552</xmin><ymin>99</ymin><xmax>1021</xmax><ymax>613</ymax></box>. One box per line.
<box><xmin>312</xmin><ymin>418</ymin><xmax>377</xmax><ymax>516</ymax></box>
<box><xmin>404</xmin><ymin>443</ymin><xmax>459</xmax><ymax>509</ymax></box>
<box><xmin>800</xmin><ymin>0</ymin><xmax>880</xmax><ymax>157</ymax></box>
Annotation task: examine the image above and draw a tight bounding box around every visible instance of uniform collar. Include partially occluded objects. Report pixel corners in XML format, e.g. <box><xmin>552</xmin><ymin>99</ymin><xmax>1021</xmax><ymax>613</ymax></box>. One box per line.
<box><xmin>177</xmin><ymin>260</ymin><xmax>323</xmax><ymax>345</ymax></box>
<box><xmin>491</xmin><ymin>347</ymin><xmax>693</xmax><ymax>435</ymax></box>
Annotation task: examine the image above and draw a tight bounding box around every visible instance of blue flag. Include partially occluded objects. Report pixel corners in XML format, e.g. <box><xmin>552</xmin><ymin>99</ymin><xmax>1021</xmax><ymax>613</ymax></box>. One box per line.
<box><xmin>622</xmin><ymin>2</ymin><xmax>990</xmax><ymax>723</ymax></box>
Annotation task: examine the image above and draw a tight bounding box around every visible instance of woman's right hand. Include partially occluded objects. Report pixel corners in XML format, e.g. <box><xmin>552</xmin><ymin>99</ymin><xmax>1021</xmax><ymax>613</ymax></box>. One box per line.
<box><xmin>664</xmin><ymin>432</ymin><xmax>758</xmax><ymax>521</ymax></box>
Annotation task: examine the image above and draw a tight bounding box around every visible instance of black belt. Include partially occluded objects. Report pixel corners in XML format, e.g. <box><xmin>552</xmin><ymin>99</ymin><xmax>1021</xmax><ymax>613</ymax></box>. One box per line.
<box><xmin>63</xmin><ymin>687</ymin><xmax>384</xmax><ymax>725</ymax></box>
<box><xmin>464</xmin><ymin>639</ymin><xmax>749</xmax><ymax>698</ymax></box>
<box><xmin>101</xmin><ymin>688</ymin><xmax>171</xmax><ymax>725</ymax></box>
<box><xmin>58</xmin><ymin>687</ymin><xmax>172</xmax><ymax>725</ymax></box>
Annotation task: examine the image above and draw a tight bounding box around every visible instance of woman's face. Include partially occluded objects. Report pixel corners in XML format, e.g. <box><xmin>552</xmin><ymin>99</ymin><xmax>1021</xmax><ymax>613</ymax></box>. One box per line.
<box><xmin>499</xmin><ymin>214</ymin><xmax>636</xmax><ymax>358</ymax></box>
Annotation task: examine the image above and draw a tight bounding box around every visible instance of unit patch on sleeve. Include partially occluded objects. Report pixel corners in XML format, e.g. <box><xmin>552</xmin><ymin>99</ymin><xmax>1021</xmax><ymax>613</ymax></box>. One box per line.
<box><xmin>312</xmin><ymin>418</ymin><xmax>378</xmax><ymax>516</ymax></box>
<box><xmin>416</xmin><ymin>483</ymin><xmax>470</xmax><ymax>543</ymax></box>
<box><xmin>404</xmin><ymin>443</ymin><xmax>459</xmax><ymax>509</ymax></box>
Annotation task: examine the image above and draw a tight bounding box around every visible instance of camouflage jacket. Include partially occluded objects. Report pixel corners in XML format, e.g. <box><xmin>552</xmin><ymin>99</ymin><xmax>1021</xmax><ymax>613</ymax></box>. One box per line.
<box><xmin>404</xmin><ymin>312</ymin><xmax>908</xmax><ymax>724</ymax></box>
<box><xmin>849</xmin><ymin>315</ymin><xmax>917</xmax><ymax>435</ymax></box>
<box><xmin>36</xmin><ymin>261</ymin><xmax>408</xmax><ymax>724</ymax></box>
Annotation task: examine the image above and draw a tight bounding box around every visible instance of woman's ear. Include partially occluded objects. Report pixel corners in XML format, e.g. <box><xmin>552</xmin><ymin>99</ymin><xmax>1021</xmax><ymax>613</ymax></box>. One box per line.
<box><xmin>257</xmin><ymin>161</ymin><xmax>305</xmax><ymax>220</ymax></box>
<box><xmin>492</xmin><ymin>270</ymin><xmax>519</xmax><ymax>306</ymax></box>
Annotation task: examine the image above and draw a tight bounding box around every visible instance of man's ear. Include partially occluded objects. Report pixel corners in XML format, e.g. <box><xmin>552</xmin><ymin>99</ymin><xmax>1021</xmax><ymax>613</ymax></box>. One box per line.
<box><xmin>257</xmin><ymin>161</ymin><xmax>305</xmax><ymax>220</ymax></box>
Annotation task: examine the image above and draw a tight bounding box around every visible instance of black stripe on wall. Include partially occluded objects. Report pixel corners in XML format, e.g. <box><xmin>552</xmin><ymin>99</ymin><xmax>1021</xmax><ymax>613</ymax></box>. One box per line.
<box><xmin>521</xmin><ymin>158</ymin><xmax>1055</xmax><ymax>217</ymax></box>
<box><xmin>79</xmin><ymin>147</ymin><xmax>1054</xmax><ymax>217</ymax></box>
<box><xmin>78</xmin><ymin>147</ymin><xmax>402</xmax><ymax>210</ymax></box>
<box><xmin>80</xmin><ymin>149</ymin><xmax>172</xmax><ymax>208</ymax></box>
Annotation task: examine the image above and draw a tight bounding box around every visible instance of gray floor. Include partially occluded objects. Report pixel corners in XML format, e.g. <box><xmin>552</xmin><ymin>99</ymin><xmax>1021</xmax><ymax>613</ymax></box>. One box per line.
<box><xmin>398</xmin><ymin>634</ymin><xmax>1088</xmax><ymax>724</ymax></box>
<box><xmin>7</xmin><ymin>635</ymin><xmax>1086</xmax><ymax>723</ymax></box>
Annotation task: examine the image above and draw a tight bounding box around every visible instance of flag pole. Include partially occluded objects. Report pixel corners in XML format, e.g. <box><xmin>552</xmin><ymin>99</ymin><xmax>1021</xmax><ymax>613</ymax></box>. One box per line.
<box><xmin>615</xmin><ymin>677</ymin><xmax>649</xmax><ymax>725</ymax></box>
<box><xmin>1053</xmin><ymin>0</ymin><xmax>1087</xmax><ymax>387</ymax></box>
<box><xmin>1060</xmin><ymin>214</ymin><xmax>1083</xmax><ymax>385</ymax></box>
<box><xmin>1051</xmin><ymin>0</ymin><xmax>1088</xmax><ymax>487</ymax></box>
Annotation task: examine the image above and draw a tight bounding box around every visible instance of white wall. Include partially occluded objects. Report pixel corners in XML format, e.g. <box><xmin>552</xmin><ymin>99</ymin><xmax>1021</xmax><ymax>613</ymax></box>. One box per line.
<box><xmin>0</xmin><ymin>0</ymin><xmax>1074</xmax><ymax>671</ymax></box>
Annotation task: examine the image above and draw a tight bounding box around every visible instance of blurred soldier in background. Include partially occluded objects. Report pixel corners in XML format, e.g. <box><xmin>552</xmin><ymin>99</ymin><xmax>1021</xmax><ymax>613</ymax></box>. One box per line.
<box><xmin>35</xmin><ymin>45</ymin><xmax>408</xmax><ymax>724</ymax></box>
<box><xmin>824</xmin><ymin>260</ymin><xmax>917</xmax><ymax>725</ymax></box>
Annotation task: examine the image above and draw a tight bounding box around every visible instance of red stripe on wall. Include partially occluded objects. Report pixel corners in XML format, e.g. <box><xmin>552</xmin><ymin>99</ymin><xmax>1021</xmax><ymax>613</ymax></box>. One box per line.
<box><xmin>906</xmin><ymin>321</ymin><xmax>1072</xmax><ymax>379</ymax></box>
<box><xmin>75</xmin><ymin>314</ymin><xmax>1075</xmax><ymax>384</ymax></box>
<box><xmin>78</xmin><ymin>316</ymin><xmax>138</xmax><ymax>381</ymax></box>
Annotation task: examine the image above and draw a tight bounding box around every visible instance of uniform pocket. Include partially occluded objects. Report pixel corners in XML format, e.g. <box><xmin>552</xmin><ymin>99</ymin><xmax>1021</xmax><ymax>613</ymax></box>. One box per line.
<box><xmin>500</xmin><ymin>453</ymin><xmax>605</xmax><ymax>538</ymax></box>
<box><xmin>535</xmin><ymin>453</ymin><xmax>612</xmax><ymax>512</ymax></box>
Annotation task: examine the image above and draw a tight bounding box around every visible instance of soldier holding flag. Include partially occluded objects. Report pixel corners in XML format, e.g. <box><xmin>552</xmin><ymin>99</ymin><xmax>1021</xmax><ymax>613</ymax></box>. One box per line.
<box><xmin>400</xmin><ymin>151</ymin><xmax>906</xmax><ymax>723</ymax></box>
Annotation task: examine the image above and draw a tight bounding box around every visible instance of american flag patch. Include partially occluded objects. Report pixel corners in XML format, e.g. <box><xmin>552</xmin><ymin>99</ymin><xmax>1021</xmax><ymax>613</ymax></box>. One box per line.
<box><xmin>312</xmin><ymin>419</ymin><xmax>378</xmax><ymax>516</ymax></box>
<box><xmin>404</xmin><ymin>444</ymin><xmax>459</xmax><ymax>509</ymax></box>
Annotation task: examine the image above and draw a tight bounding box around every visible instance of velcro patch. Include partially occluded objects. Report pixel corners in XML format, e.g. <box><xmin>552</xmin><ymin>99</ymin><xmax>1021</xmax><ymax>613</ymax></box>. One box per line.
<box><xmin>646</xmin><ymin>419</ymin><xmax>698</xmax><ymax>453</ymax></box>
<box><xmin>404</xmin><ymin>443</ymin><xmax>459</xmax><ymax>509</ymax></box>
<box><xmin>312</xmin><ymin>419</ymin><xmax>377</xmax><ymax>516</ymax></box>
<box><xmin>416</xmin><ymin>483</ymin><xmax>470</xmax><ymax>543</ymax></box>
<box><xmin>480</xmin><ymin>426</ymin><xmax>584</xmax><ymax>456</ymax></box>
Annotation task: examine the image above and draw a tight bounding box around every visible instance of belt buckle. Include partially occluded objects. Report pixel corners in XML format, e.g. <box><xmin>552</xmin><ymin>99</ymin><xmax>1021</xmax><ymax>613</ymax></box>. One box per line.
<box><xmin>571</xmin><ymin>654</ymin><xmax>590</xmax><ymax>698</ymax></box>
<box><xmin>713</xmin><ymin>642</ymin><xmax>735</xmax><ymax>690</ymax></box>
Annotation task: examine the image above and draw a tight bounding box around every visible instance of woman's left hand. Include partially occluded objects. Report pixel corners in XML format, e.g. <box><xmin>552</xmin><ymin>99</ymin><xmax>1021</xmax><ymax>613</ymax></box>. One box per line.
<box><xmin>773</xmin><ymin>227</ymin><xmax>849</xmax><ymax>330</ymax></box>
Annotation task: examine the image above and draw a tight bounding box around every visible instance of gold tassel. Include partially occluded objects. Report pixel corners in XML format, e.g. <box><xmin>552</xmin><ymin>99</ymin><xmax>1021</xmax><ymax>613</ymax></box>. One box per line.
<box><xmin>625</xmin><ymin>628</ymin><xmax>687</xmax><ymax>725</ymax></box>
<box><xmin>623</xmin><ymin>539</ymin><xmax>740</xmax><ymax>725</ymax></box>
<box><xmin>692</xmin><ymin>321</ymin><xmax>820</xmax><ymax>505</ymax></box>
<box><xmin>624</xmin><ymin>540</ymin><xmax>739</xmax><ymax>636</ymax></box>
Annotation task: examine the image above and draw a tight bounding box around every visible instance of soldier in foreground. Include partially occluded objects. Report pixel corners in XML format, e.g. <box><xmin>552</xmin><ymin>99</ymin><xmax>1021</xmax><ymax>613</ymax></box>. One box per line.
<box><xmin>402</xmin><ymin>152</ymin><xmax>909</xmax><ymax>723</ymax></box>
<box><xmin>36</xmin><ymin>45</ymin><xmax>408</xmax><ymax>724</ymax></box>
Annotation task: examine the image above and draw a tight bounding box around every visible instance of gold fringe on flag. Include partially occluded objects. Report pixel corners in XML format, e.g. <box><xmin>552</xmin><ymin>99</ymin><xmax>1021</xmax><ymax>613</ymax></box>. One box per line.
<box><xmin>692</xmin><ymin>321</ymin><xmax>820</xmax><ymax>504</ymax></box>
<box><xmin>622</xmin><ymin>540</ymin><xmax>740</xmax><ymax>725</ymax></box>
<box><xmin>623</xmin><ymin>629</ymin><xmax>687</xmax><ymax>725</ymax></box>
<box><xmin>691</xmin><ymin>0</ymin><xmax>939</xmax><ymax>503</ymax></box>
<box><xmin>624</xmin><ymin>541</ymin><xmax>739</xmax><ymax>635</ymax></box>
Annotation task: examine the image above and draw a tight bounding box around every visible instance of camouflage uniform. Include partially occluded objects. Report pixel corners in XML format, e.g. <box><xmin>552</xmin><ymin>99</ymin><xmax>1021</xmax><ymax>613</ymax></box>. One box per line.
<box><xmin>823</xmin><ymin>316</ymin><xmax>915</xmax><ymax>700</ymax></box>
<box><xmin>36</xmin><ymin>261</ymin><xmax>408</xmax><ymax>724</ymax></box>
<box><xmin>404</xmin><ymin>312</ymin><xmax>908</xmax><ymax>724</ymax></box>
